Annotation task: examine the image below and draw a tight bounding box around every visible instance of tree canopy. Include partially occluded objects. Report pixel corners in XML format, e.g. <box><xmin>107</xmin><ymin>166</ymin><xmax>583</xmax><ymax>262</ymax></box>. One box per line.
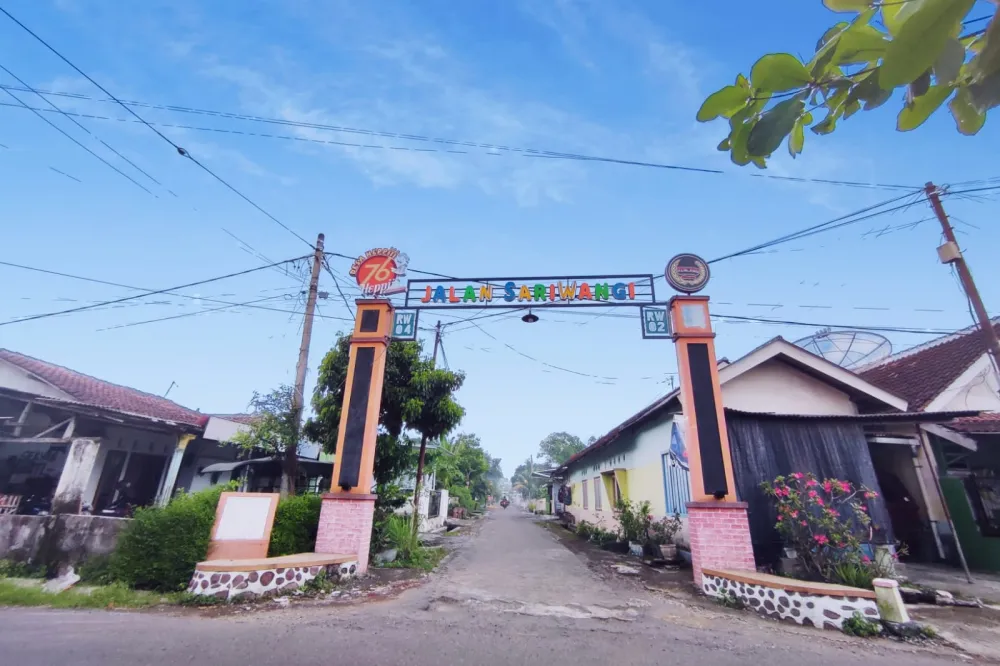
<box><xmin>537</xmin><ymin>431</ymin><xmax>587</xmax><ymax>466</ymax></box>
<box><xmin>231</xmin><ymin>385</ymin><xmax>300</xmax><ymax>495</ymax></box>
<box><xmin>698</xmin><ymin>1</ymin><xmax>999</xmax><ymax>166</ymax></box>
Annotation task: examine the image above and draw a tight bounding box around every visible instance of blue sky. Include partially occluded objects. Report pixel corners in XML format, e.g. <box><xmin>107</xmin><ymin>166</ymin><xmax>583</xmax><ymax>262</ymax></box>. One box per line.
<box><xmin>1</xmin><ymin>0</ymin><xmax>998</xmax><ymax>477</ymax></box>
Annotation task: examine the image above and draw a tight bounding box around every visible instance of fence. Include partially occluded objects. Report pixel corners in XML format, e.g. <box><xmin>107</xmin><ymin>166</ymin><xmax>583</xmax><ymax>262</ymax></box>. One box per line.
<box><xmin>662</xmin><ymin>453</ymin><xmax>690</xmax><ymax>516</ymax></box>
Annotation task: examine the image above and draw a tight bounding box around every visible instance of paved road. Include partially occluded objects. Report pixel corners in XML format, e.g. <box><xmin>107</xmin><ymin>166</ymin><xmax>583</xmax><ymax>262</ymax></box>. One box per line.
<box><xmin>0</xmin><ymin>509</ymin><xmax>966</xmax><ymax>665</ymax></box>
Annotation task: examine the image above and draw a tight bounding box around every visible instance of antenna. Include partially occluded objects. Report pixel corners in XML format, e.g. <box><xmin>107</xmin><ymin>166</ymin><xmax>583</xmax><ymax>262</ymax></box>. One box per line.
<box><xmin>793</xmin><ymin>329</ymin><xmax>892</xmax><ymax>369</ymax></box>
<box><xmin>164</xmin><ymin>381</ymin><xmax>177</xmax><ymax>398</ymax></box>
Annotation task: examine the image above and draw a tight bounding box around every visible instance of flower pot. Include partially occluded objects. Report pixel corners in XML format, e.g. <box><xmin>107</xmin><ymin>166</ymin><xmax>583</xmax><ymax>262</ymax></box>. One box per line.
<box><xmin>629</xmin><ymin>541</ymin><xmax>644</xmax><ymax>557</ymax></box>
<box><xmin>374</xmin><ymin>548</ymin><xmax>397</xmax><ymax>564</ymax></box>
<box><xmin>658</xmin><ymin>543</ymin><xmax>678</xmax><ymax>561</ymax></box>
<box><xmin>783</xmin><ymin>547</ymin><xmax>797</xmax><ymax>559</ymax></box>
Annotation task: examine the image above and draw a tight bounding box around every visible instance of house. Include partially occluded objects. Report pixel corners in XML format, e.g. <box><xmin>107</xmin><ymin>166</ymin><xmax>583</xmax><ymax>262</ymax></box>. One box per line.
<box><xmin>0</xmin><ymin>349</ymin><xmax>255</xmax><ymax>516</ymax></box>
<box><xmin>552</xmin><ymin>337</ymin><xmax>977</xmax><ymax>569</ymax></box>
<box><xmin>858</xmin><ymin>320</ymin><xmax>1000</xmax><ymax>572</ymax></box>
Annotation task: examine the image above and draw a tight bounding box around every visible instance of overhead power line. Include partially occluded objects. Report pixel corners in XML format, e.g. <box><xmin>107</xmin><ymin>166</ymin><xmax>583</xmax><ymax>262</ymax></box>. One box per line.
<box><xmin>0</xmin><ymin>258</ymin><xmax>358</xmax><ymax>325</ymax></box>
<box><xmin>0</xmin><ymin>6</ymin><xmax>314</xmax><ymax>249</ymax></box>
<box><xmin>0</xmin><ymin>62</ymin><xmax>164</xmax><ymax>190</ymax></box>
<box><xmin>0</xmin><ymin>255</ymin><xmax>314</xmax><ymax>327</ymax></box>
<box><xmin>0</xmin><ymin>80</ymin><xmax>153</xmax><ymax>195</ymax></box>
<box><xmin>96</xmin><ymin>294</ymin><xmax>292</xmax><ymax>332</ymax></box>
<box><xmin>0</xmin><ymin>83</ymin><xmax>921</xmax><ymax>192</ymax></box>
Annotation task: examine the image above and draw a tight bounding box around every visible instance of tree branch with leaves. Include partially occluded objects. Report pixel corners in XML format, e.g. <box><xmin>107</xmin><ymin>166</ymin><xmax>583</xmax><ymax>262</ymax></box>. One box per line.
<box><xmin>699</xmin><ymin>0</ymin><xmax>998</xmax><ymax>167</ymax></box>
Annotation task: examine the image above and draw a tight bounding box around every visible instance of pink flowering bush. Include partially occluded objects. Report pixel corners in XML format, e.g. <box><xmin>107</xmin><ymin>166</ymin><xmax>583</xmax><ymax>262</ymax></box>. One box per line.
<box><xmin>761</xmin><ymin>472</ymin><xmax>880</xmax><ymax>583</ymax></box>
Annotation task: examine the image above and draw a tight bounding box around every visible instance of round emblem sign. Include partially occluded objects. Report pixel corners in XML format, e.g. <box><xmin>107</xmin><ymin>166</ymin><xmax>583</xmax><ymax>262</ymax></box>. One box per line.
<box><xmin>665</xmin><ymin>254</ymin><xmax>710</xmax><ymax>293</ymax></box>
<box><xmin>349</xmin><ymin>247</ymin><xmax>409</xmax><ymax>296</ymax></box>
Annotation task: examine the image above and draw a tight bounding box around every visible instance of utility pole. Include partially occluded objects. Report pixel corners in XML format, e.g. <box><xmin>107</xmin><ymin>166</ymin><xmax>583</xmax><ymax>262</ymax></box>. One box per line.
<box><xmin>925</xmin><ymin>183</ymin><xmax>1000</xmax><ymax>375</ymax></box>
<box><xmin>412</xmin><ymin>320</ymin><xmax>443</xmax><ymax>532</ymax></box>
<box><xmin>286</xmin><ymin>232</ymin><xmax>325</xmax><ymax>496</ymax></box>
<box><xmin>431</xmin><ymin>320</ymin><xmax>442</xmax><ymax>367</ymax></box>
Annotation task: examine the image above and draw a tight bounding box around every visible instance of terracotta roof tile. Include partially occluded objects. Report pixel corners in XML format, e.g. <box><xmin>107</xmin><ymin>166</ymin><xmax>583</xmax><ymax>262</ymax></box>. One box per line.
<box><xmin>858</xmin><ymin>322</ymin><xmax>1000</xmax><ymax>410</ymax></box>
<box><xmin>0</xmin><ymin>349</ymin><xmax>207</xmax><ymax>426</ymax></box>
<box><xmin>210</xmin><ymin>413</ymin><xmax>258</xmax><ymax>425</ymax></box>
<box><xmin>947</xmin><ymin>413</ymin><xmax>1000</xmax><ymax>434</ymax></box>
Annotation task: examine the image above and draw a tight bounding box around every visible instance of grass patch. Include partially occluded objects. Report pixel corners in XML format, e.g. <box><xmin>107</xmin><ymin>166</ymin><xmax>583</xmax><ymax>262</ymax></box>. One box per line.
<box><xmin>0</xmin><ymin>579</ymin><xmax>179</xmax><ymax>609</ymax></box>
<box><xmin>377</xmin><ymin>547</ymin><xmax>447</xmax><ymax>571</ymax></box>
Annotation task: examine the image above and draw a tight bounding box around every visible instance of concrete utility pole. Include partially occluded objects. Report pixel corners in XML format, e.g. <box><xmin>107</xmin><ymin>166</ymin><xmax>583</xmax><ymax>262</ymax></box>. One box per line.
<box><xmin>925</xmin><ymin>183</ymin><xmax>1000</xmax><ymax>375</ymax></box>
<box><xmin>411</xmin><ymin>320</ymin><xmax>443</xmax><ymax>531</ymax></box>
<box><xmin>431</xmin><ymin>320</ymin><xmax>442</xmax><ymax>367</ymax></box>
<box><xmin>286</xmin><ymin>232</ymin><xmax>325</xmax><ymax>496</ymax></box>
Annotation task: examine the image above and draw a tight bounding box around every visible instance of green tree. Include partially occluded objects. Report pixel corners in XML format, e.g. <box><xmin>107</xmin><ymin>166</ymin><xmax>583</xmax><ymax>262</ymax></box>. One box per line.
<box><xmin>537</xmin><ymin>431</ymin><xmax>586</xmax><ymax>466</ymax></box>
<box><xmin>231</xmin><ymin>385</ymin><xmax>300</xmax><ymax>495</ymax></box>
<box><xmin>405</xmin><ymin>367</ymin><xmax>465</xmax><ymax>530</ymax></box>
<box><xmin>511</xmin><ymin>456</ymin><xmax>545</xmax><ymax>500</ymax></box>
<box><xmin>698</xmin><ymin>1</ymin><xmax>998</xmax><ymax>166</ymax></box>
<box><xmin>304</xmin><ymin>336</ymin><xmax>425</xmax><ymax>514</ymax></box>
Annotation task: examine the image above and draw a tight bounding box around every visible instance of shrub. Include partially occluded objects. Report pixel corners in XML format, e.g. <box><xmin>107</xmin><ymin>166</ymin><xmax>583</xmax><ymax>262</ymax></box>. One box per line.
<box><xmin>449</xmin><ymin>485</ymin><xmax>476</xmax><ymax>511</ymax></box>
<box><xmin>614</xmin><ymin>499</ymin><xmax>652</xmax><ymax>544</ymax></box>
<box><xmin>761</xmin><ymin>473</ymin><xmax>879</xmax><ymax>583</ymax></box>
<box><xmin>842</xmin><ymin>611</ymin><xmax>882</xmax><ymax>638</ymax></box>
<box><xmin>576</xmin><ymin>521</ymin><xmax>594</xmax><ymax>540</ymax></box>
<box><xmin>110</xmin><ymin>484</ymin><xmax>231</xmax><ymax>591</ymax></box>
<box><xmin>268</xmin><ymin>493</ymin><xmax>322</xmax><ymax>557</ymax></box>
<box><xmin>385</xmin><ymin>515</ymin><xmax>419</xmax><ymax>561</ymax></box>
<box><xmin>648</xmin><ymin>513</ymin><xmax>682</xmax><ymax>546</ymax></box>
<box><xmin>78</xmin><ymin>554</ymin><xmax>115</xmax><ymax>585</ymax></box>
<box><xmin>0</xmin><ymin>559</ymin><xmax>41</xmax><ymax>579</ymax></box>
<box><xmin>371</xmin><ymin>483</ymin><xmax>408</xmax><ymax>557</ymax></box>
<box><xmin>591</xmin><ymin>527</ymin><xmax>618</xmax><ymax>546</ymax></box>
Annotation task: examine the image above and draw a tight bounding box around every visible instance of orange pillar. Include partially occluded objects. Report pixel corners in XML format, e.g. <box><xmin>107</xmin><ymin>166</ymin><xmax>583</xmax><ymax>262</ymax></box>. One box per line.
<box><xmin>670</xmin><ymin>296</ymin><xmax>755</xmax><ymax>587</ymax></box>
<box><xmin>315</xmin><ymin>299</ymin><xmax>393</xmax><ymax>573</ymax></box>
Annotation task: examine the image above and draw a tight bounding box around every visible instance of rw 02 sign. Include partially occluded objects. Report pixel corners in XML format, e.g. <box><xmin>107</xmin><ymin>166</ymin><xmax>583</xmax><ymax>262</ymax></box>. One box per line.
<box><xmin>392</xmin><ymin>310</ymin><xmax>418</xmax><ymax>340</ymax></box>
<box><xmin>640</xmin><ymin>306</ymin><xmax>671</xmax><ymax>339</ymax></box>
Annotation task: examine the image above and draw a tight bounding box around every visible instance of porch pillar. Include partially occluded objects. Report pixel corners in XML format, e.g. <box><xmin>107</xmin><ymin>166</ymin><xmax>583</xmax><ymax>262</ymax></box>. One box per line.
<box><xmin>155</xmin><ymin>434</ymin><xmax>196</xmax><ymax>507</ymax></box>
<box><xmin>52</xmin><ymin>438</ymin><xmax>101</xmax><ymax>514</ymax></box>
<box><xmin>670</xmin><ymin>296</ymin><xmax>756</xmax><ymax>586</ymax></box>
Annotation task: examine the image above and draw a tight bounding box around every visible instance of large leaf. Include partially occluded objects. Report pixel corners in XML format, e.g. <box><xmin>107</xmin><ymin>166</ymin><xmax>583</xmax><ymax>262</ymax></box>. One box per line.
<box><xmin>847</xmin><ymin>69</ymin><xmax>893</xmax><ymax>110</ymax></box>
<box><xmin>882</xmin><ymin>0</ymin><xmax>924</xmax><ymax>37</ymax></box>
<box><xmin>823</xmin><ymin>0</ymin><xmax>871</xmax><ymax>11</ymax></box>
<box><xmin>788</xmin><ymin>112</ymin><xmax>813</xmax><ymax>158</ymax></box>
<box><xmin>971</xmin><ymin>16</ymin><xmax>1000</xmax><ymax>80</ymax></box>
<box><xmin>697</xmin><ymin>85</ymin><xmax>751</xmax><ymax>121</ymax></box>
<box><xmin>949</xmin><ymin>88</ymin><xmax>987</xmax><ymax>134</ymax></box>
<box><xmin>934</xmin><ymin>38</ymin><xmax>965</xmax><ymax>84</ymax></box>
<box><xmin>968</xmin><ymin>70</ymin><xmax>1000</xmax><ymax>111</ymax></box>
<box><xmin>897</xmin><ymin>85</ymin><xmax>954</xmax><ymax>130</ymax></box>
<box><xmin>880</xmin><ymin>0</ymin><xmax>976</xmax><ymax>89</ymax></box>
<box><xmin>833</xmin><ymin>23</ymin><xmax>889</xmax><ymax>65</ymax></box>
<box><xmin>747</xmin><ymin>94</ymin><xmax>807</xmax><ymax>157</ymax></box>
<box><xmin>751</xmin><ymin>54</ymin><xmax>812</xmax><ymax>93</ymax></box>
<box><xmin>729</xmin><ymin>120</ymin><xmax>754</xmax><ymax>166</ymax></box>
<box><xmin>810</xmin><ymin>22</ymin><xmax>850</xmax><ymax>77</ymax></box>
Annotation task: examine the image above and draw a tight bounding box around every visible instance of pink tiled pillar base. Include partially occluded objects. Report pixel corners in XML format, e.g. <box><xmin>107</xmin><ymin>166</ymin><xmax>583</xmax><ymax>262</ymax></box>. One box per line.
<box><xmin>687</xmin><ymin>501</ymin><xmax>756</xmax><ymax>587</ymax></box>
<box><xmin>315</xmin><ymin>493</ymin><xmax>377</xmax><ymax>574</ymax></box>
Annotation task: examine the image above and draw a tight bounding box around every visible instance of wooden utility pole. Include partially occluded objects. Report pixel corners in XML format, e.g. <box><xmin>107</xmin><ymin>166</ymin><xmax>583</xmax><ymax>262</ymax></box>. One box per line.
<box><xmin>285</xmin><ymin>232</ymin><xmax>325</xmax><ymax>496</ymax></box>
<box><xmin>925</xmin><ymin>183</ymin><xmax>1000</xmax><ymax>374</ymax></box>
<box><xmin>411</xmin><ymin>320</ymin><xmax>443</xmax><ymax>531</ymax></box>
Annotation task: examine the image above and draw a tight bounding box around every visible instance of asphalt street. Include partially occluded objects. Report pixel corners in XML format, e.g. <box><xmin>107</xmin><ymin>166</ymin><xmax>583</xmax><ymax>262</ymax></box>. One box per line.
<box><xmin>0</xmin><ymin>509</ymin><xmax>968</xmax><ymax>665</ymax></box>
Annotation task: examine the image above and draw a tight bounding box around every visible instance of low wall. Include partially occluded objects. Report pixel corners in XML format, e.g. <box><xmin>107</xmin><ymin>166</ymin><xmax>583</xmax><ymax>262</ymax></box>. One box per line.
<box><xmin>0</xmin><ymin>514</ymin><xmax>129</xmax><ymax>567</ymax></box>
<box><xmin>702</xmin><ymin>568</ymin><xmax>879</xmax><ymax>631</ymax></box>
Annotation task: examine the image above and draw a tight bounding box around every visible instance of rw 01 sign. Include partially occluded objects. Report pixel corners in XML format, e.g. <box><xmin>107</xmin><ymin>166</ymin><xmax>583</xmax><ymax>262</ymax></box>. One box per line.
<box><xmin>640</xmin><ymin>306</ymin><xmax>671</xmax><ymax>339</ymax></box>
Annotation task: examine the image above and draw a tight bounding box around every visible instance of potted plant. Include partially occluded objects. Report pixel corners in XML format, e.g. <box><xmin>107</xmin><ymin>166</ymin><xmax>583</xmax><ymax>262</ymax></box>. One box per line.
<box><xmin>648</xmin><ymin>513</ymin><xmax>682</xmax><ymax>561</ymax></box>
<box><xmin>614</xmin><ymin>499</ymin><xmax>652</xmax><ymax>557</ymax></box>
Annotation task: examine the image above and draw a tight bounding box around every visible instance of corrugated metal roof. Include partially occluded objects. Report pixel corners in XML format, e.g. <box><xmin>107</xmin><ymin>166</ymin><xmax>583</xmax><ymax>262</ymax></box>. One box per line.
<box><xmin>724</xmin><ymin>409</ymin><xmax>980</xmax><ymax>423</ymax></box>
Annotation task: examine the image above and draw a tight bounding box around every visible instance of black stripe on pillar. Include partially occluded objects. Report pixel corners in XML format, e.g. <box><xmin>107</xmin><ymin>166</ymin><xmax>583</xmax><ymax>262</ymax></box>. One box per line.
<box><xmin>687</xmin><ymin>342</ymin><xmax>729</xmax><ymax>498</ymax></box>
<box><xmin>359</xmin><ymin>309</ymin><xmax>380</xmax><ymax>333</ymax></box>
<box><xmin>338</xmin><ymin>346</ymin><xmax>375</xmax><ymax>490</ymax></box>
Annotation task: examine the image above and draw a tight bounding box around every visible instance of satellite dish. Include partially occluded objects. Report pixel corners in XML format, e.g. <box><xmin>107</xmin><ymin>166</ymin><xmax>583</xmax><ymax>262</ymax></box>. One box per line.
<box><xmin>793</xmin><ymin>329</ymin><xmax>892</xmax><ymax>369</ymax></box>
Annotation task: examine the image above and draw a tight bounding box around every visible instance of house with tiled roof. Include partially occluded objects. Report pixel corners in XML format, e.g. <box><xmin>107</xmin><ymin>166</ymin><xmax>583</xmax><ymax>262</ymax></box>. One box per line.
<box><xmin>0</xmin><ymin>348</ymin><xmax>257</xmax><ymax>517</ymax></box>
<box><xmin>549</xmin><ymin>337</ymin><xmax>977</xmax><ymax>572</ymax></box>
<box><xmin>858</xmin><ymin>320</ymin><xmax>1000</xmax><ymax>572</ymax></box>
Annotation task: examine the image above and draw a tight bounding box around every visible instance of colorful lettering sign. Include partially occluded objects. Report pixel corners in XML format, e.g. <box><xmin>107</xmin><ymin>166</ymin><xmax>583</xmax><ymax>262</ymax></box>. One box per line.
<box><xmin>405</xmin><ymin>275</ymin><xmax>656</xmax><ymax>309</ymax></box>
<box><xmin>350</xmin><ymin>248</ymin><xmax>409</xmax><ymax>297</ymax></box>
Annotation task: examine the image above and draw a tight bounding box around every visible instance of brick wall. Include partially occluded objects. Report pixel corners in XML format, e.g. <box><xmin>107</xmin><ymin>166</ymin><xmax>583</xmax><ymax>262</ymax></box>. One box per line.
<box><xmin>315</xmin><ymin>494</ymin><xmax>376</xmax><ymax>574</ymax></box>
<box><xmin>687</xmin><ymin>502</ymin><xmax>755</xmax><ymax>586</ymax></box>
